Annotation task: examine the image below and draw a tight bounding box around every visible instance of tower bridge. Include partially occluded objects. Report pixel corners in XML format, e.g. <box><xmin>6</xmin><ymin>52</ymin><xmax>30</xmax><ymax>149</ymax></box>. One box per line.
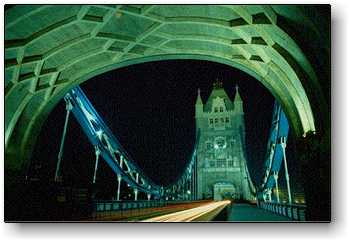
<box><xmin>4</xmin><ymin>5</ymin><xmax>330</xmax><ymax>222</ymax></box>
<box><xmin>195</xmin><ymin>81</ymin><xmax>255</xmax><ymax>201</ymax></box>
<box><xmin>41</xmin><ymin>83</ymin><xmax>294</xmax><ymax>221</ymax></box>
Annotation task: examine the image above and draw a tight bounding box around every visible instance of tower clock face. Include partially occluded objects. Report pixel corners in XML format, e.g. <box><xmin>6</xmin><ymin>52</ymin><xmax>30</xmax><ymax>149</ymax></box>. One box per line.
<box><xmin>214</xmin><ymin>136</ymin><xmax>227</xmax><ymax>159</ymax></box>
<box><xmin>214</xmin><ymin>137</ymin><xmax>227</xmax><ymax>149</ymax></box>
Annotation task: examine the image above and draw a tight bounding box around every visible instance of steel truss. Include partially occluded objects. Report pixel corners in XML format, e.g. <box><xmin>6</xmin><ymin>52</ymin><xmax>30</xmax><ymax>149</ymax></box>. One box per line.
<box><xmin>55</xmin><ymin>86</ymin><xmax>198</xmax><ymax>201</ymax></box>
<box><xmin>258</xmin><ymin>101</ymin><xmax>292</xmax><ymax>204</ymax></box>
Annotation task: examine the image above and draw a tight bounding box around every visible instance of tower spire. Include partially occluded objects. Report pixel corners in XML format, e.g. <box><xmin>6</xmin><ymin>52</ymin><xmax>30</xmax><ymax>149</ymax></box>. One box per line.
<box><xmin>196</xmin><ymin>88</ymin><xmax>203</xmax><ymax>105</ymax></box>
<box><xmin>234</xmin><ymin>84</ymin><xmax>243</xmax><ymax>114</ymax></box>
<box><xmin>234</xmin><ymin>84</ymin><xmax>242</xmax><ymax>102</ymax></box>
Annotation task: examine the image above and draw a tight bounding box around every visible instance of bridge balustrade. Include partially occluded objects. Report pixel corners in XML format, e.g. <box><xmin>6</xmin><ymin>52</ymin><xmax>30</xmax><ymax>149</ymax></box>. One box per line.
<box><xmin>259</xmin><ymin>201</ymin><xmax>306</xmax><ymax>221</ymax></box>
<box><xmin>91</xmin><ymin>200</ymin><xmax>199</xmax><ymax>220</ymax></box>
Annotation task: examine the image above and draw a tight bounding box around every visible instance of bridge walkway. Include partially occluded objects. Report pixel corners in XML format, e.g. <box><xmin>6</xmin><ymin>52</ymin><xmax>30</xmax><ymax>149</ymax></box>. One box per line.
<box><xmin>227</xmin><ymin>203</ymin><xmax>293</xmax><ymax>222</ymax></box>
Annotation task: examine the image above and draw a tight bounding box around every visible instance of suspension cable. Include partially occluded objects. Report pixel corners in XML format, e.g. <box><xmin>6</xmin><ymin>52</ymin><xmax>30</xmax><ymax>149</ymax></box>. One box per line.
<box><xmin>54</xmin><ymin>100</ymin><xmax>73</xmax><ymax>182</ymax></box>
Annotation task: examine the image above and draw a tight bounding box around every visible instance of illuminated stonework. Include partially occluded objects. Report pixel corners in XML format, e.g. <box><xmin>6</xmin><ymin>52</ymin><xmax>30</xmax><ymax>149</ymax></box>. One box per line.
<box><xmin>195</xmin><ymin>81</ymin><xmax>254</xmax><ymax>200</ymax></box>
<box><xmin>5</xmin><ymin>5</ymin><xmax>328</xmax><ymax>172</ymax></box>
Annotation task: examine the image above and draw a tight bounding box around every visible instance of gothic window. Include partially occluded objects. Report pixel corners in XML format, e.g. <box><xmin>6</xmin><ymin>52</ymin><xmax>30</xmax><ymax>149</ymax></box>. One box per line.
<box><xmin>233</xmin><ymin>157</ymin><xmax>239</xmax><ymax>167</ymax></box>
<box><xmin>226</xmin><ymin>117</ymin><xmax>230</xmax><ymax>123</ymax></box>
<box><xmin>221</xmin><ymin>117</ymin><xmax>224</xmax><ymax>123</ymax></box>
<box><xmin>231</xmin><ymin>138</ymin><xmax>236</xmax><ymax>147</ymax></box>
<box><xmin>206</xmin><ymin>142</ymin><xmax>213</xmax><ymax>150</ymax></box>
<box><xmin>220</xmin><ymin>106</ymin><xmax>224</xmax><ymax>112</ymax></box>
<box><xmin>209</xmin><ymin>119</ymin><xmax>213</xmax><ymax>124</ymax></box>
<box><xmin>214</xmin><ymin>107</ymin><xmax>218</xmax><ymax>112</ymax></box>
<box><xmin>215</xmin><ymin>118</ymin><xmax>218</xmax><ymax>123</ymax></box>
<box><xmin>227</xmin><ymin>160</ymin><xmax>234</xmax><ymax>167</ymax></box>
<box><xmin>217</xmin><ymin>160</ymin><xmax>225</xmax><ymax>168</ymax></box>
<box><xmin>209</xmin><ymin>161</ymin><xmax>215</xmax><ymax>168</ymax></box>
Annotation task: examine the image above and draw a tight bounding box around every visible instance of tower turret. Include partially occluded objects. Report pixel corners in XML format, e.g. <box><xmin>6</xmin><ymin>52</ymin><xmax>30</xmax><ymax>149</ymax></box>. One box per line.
<box><xmin>234</xmin><ymin>85</ymin><xmax>244</xmax><ymax>114</ymax></box>
<box><xmin>195</xmin><ymin>88</ymin><xmax>204</xmax><ymax>132</ymax></box>
<box><xmin>195</xmin><ymin>88</ymin><xmax>203</xmax><ymax>117</ymax></box>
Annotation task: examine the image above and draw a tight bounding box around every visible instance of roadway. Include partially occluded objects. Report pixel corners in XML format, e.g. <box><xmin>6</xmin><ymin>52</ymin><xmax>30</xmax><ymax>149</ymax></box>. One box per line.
<box><xmin>142</xmin><ymin>200</ymin><xmax>231</xmax><ymax>222</ymax></box>
<box><xmin>141</xmin><ymin>202</ymin><xmax>292</xmax><ymax>222</ymax></box>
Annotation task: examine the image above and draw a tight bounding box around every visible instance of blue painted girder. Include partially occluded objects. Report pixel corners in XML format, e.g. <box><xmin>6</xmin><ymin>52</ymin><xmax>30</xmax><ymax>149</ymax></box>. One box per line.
<box><xmin>65</xmin><ymin>87</ymin><xmax>161</xmax><ymax>196</ymax></box>
<box><xmin>260</xmin><ymin>101</ymin><xmax>289</xmax><ymax>191</ymax></box>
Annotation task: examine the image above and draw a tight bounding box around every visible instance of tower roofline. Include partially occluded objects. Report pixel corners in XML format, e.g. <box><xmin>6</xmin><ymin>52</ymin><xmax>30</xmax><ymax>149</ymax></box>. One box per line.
<box><xmin>196</xmin><ymin>88</ymin><xmax>203</xmax><ymax>105</ymax></box>
<box><xmin>203</xmin><ymin>81</ymin><xmax>234</xmax><ymax>112</ymax></box>
<box><xmin>213</xmin><ymin>78</ymin><xmax>223</xmax><ymax>89</ymax></box>
<box><xmin>234</xmin><ymin>84</ymin><xmax>242</xmax><ymax>102</ymax></box>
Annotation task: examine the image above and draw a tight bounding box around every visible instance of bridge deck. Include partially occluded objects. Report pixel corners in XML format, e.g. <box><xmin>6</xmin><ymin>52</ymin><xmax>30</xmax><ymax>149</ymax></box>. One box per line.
<box><xmin>227</xmin><ymin>204</ymin><xmax>293</xmax><ymax>222</ymax></box>
<box><xmin>90</xmin><ymin>201</ymin><xmax>211</xmax><ymax>221</ymax></box>
<box><xmin>142</xmin><ymin>201</ymin><xmax>230</xmax><ymax>222</ymax></box>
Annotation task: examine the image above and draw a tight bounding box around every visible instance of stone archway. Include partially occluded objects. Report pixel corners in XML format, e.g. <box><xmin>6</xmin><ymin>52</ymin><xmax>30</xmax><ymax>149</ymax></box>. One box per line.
<box><xmin>5</xmin><ymin>5</ymin><xmax>329</xmax><ymax>173</ymax></box>
<box><xmin>4</xmin><ymin>5</ymin><xmax>331</xmax><ymax>221</ymax></box>
<box><xmin>214</xmin><ymin>182</ymin><xmax>237</xmax><ymax>201</ymax></box>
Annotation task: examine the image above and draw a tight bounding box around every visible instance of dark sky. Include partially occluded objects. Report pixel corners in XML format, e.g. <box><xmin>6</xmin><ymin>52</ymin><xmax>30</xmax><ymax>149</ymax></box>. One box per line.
<box><xmin>30</xmin><ymin>59</ymin><xmax>302</xmax><ymax>198</ymax></box>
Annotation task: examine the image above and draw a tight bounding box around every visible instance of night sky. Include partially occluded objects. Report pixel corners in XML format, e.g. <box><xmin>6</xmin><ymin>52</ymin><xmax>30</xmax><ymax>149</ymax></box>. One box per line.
<box><xmin>30</xmin><ymin>60</ymin><xmax>302</xmax><ymax>198</ymax></box>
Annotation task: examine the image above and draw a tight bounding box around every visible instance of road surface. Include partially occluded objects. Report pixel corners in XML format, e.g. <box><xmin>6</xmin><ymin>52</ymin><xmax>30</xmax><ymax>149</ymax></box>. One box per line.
<box><xmin>142</xmin><ymin>200</ymin><xmax>231</xmax><ymax>222</ymax></box>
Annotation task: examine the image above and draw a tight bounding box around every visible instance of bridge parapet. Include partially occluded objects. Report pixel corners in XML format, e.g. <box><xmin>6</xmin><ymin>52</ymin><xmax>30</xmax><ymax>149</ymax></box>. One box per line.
<box><xmin>91</xmin><ymin>200</ymin><xmax>208</xmax><ymax>221</ymax></box>
<box><xmin>258</xmin><ymin>201</ymin><xmax>306</xmax><ymax>221</ymax></box>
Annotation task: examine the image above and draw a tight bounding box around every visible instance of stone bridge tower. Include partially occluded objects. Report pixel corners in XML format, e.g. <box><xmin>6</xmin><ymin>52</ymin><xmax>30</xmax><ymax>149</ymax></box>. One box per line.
<box><xmin>195</xmin><ymin>80</ymin><xmax>255</xmax><ymax>201</ymax></box>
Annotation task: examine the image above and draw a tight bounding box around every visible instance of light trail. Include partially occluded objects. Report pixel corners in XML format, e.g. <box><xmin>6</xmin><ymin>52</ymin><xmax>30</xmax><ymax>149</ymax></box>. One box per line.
<box><xmin>142</xmin><ymin>200</ymin><xmax>231</xmax><ymax>222</ymax></box>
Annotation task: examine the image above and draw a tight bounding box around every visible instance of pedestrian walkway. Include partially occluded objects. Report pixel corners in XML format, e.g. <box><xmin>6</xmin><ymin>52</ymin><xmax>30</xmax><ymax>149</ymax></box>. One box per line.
<box><xmin>227</xmin><ymin>203</ymin><xmax>293</xmax><ymax>222</ymax></box>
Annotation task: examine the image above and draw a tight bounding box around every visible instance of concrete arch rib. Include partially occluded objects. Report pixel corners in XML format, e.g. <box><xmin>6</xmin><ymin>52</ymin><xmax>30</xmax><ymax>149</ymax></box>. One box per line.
<box><xmin>5</xmin><ymin>5</ymin><xmax>323</xmax><ymax>172</ymax></box>
<box><xmin>11</xmin><ymin>53</ymin><xmax>312</xmax><ymax>172</ymax></box>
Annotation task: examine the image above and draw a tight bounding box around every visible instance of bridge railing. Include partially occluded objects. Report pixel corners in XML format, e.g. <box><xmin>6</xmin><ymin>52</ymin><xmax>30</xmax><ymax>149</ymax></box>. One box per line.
<box><xmin>91</xmin><ymin>199</ymin><xmax>204</xmax><ymax>220</ymax></box>
<box><xmin>258</xmin><ymin>201</ymin><xmax>306</xmax><ymax>221</ymax></box>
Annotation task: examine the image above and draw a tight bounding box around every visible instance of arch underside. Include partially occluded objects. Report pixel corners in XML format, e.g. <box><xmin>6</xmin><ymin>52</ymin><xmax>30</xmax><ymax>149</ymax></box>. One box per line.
<box><xmin>5</xmin><ymin>5</ymin><xmax>325</xmax><ymax>170</ymax></box>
